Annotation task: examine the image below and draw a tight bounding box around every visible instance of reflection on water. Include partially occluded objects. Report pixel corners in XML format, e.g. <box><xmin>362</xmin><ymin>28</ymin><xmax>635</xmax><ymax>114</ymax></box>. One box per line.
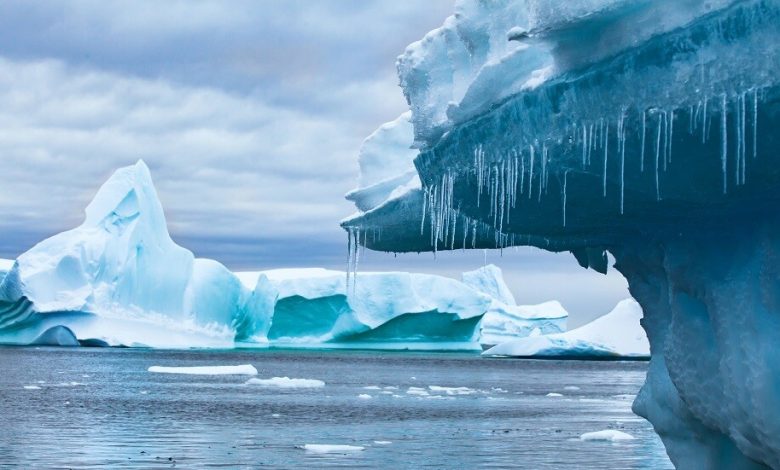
<box><xmin>0</xmin><ymin>348</ymin><xmax>672</xmax><ymax>468</ymax></box>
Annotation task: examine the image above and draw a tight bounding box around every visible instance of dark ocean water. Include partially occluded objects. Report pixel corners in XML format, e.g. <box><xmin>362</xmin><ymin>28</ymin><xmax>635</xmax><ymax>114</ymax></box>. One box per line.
<box><xmin>0</xmin><ymin>348</ymin><xmax>672</xmax><ymax>469</ymax></box>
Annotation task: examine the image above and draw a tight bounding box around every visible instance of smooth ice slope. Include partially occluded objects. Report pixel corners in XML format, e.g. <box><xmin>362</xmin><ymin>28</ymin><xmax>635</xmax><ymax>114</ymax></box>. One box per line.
<box><xmin>462</xmin><ymin>265</ymin><xmax>567</xmax><ymax>344</ymax></box>
<box><xmin>342</xmin><ymin>0</ymin><xmax>780</xmax><ymax>467</ymax></box>
<box><xmin>484</xmin><ymin>299</ymin><xmax>648</xmax><ymax>358</ymax></box>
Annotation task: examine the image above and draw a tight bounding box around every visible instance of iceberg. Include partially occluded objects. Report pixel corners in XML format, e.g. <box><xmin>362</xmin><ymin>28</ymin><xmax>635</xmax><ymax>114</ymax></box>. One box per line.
<box><xmin>484</xmin><ymin>299</ymin><xmax>649</xmax><ymax>358</ymax></box>
<box><xmin>462</xmin><ymin>264</ymin><xmax>567</xmax><ymax>345</ymax></box>
<box><xmin>341</xmin><ymin>0</ymin><xmax>780</xmax><ymax>466</ymax></box>
<box><xmin>1</xmin><ymin>160</ymin><xmax>555</xmax><ymax>350</ymax></box>
<box><xmin>0</xmin><ymin>161</ymin><xmax>245</xmax><ymax>348</ymax></box>
<box><xmin>236</xmin><ymin>268</ymin><xmax>491</xmax><ymax>351</ymax></box>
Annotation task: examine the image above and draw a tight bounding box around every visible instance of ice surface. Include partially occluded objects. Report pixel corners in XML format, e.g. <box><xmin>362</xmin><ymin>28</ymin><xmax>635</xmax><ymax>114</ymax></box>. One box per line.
<box><xmin>580</xmin><ymin>430</ymin><xmax>635</xmax><ymax>442</ymax></box>
<box><xmin>342</xmin><ymin>0</ymin><xmax>780</xmax><ymax>466</ymax></box>
<box><xmin>0</xmin><ymin>161</ymin><xmax>545</xmax><ymax>351</ymax></box>
<box><xmin>148</xmin><ymin>365</ymin><xmax>258</xmax><ymax>375</ymax></box>
<box><xmin>300</xmin><ymin>444</ymin><xmax>364</xmax><ymax>454</ymax></box>
<box><xmin>464</xmin><ymin>265</ymin><xmax>567</xmax><ymax>345</ymax></box>
<box><xmin>484</xmin><ymin>299</ymin><xmax>648</xmax><ymax>358</ymax></box>
<box><xmin>245</xmin><ymin>377</ymin><xmax>325</xmax><ymax>388</ymax></box>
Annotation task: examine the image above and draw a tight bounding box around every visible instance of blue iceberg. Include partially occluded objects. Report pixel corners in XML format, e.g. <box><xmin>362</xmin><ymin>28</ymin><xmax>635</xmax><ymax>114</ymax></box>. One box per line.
<box><xmin>341</xmin><ymin>0</ymin><xmax>780</xmax><ymax>467</ymax></box>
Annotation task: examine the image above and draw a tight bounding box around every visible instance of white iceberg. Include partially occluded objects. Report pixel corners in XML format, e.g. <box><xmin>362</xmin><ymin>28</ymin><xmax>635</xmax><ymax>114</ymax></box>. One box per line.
<box><xmin>484</xmin><ymin>299</ymin><xmax>649</xmax><ymax>358</ymax></box>
<box><xmin>462</xmin><ymin>264</ymin><xmax>567</xmax><ymax>345</ymax></box>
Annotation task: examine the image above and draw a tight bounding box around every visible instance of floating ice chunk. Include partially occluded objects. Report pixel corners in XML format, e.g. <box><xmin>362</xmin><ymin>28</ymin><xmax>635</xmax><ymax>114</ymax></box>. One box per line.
<box><xmin>358</xmin><ymin>394</ymin><xmax>372</xmax><ymax>399</ymax></box>
<box><xmin>23</xmin><ymin>385</ymin><xmax>41</xmax><ymax>390</ymax></box>
<box><xmin>564</xmin><ymin>386</ymin><xmax>581</xmax><ymax>391</ymax></box>
<box><xmin>363</xmin><ymin>386</ymin><xmax>382</xmax><ymax>390</ymax></box>
<box><xmin>406</xmin><ymin>387</ymin><xmax>429</xmax><ymax>396</ymax></box>
<box><xmin>246</xmin><ymin>377</ymin><xmax>325</xmax><ymax>388</ymax></box>
<box><xmin>428</xmin><ymin>385</ymin><xmax>476</xmax><ymax>395</ymax></box>
<box><xmin>546</xmin><ymin>392</ymin><xmax>563</xmax><ymax>397</ymax></box>
<box><xmin>300</xmin><ymin>444</ymin><xmax>365</xmax><ymax>454</ymax></box>
<box><xmin>580</xmin><ymin>430</ymin><xmax>635</xmax><ymax>442</ymax></box>
<box><xmin>148</xmin><ymin>365</ymin><xmax>258</xmax><ymax>375</ymax></box>
<box><xmin>373</xmin><ymin>441</ymin><xmax>392</xmax><ymax>445</ymax></box>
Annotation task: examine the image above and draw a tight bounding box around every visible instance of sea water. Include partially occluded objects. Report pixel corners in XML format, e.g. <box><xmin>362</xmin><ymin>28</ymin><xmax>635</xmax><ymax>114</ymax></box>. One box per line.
<box><xmin>0</xmin><ymin>348</ymin><xmax>671</xmax><ymax>468</ymax></box>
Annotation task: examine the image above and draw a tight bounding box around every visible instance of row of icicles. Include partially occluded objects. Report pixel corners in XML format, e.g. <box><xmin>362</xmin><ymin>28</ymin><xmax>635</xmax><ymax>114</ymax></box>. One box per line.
<box><xmin>346</xmin><ymin>87</ymin><xmax>764</xmax><ymax>294</ymax></box>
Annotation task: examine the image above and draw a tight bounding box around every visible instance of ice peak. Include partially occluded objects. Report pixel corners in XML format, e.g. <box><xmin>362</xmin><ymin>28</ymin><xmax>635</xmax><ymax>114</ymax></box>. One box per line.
<box><xmin>83</xmin><ymin>160</ymin><xmax>170</xmax><ymax>238</ymax></box>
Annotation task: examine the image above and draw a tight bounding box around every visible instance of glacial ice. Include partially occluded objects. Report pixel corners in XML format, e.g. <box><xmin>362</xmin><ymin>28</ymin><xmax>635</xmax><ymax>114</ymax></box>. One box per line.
<box><xmin>0</xmin><ymin>160</ymin><xmax>554</xmax><ymax>350</ymax></box>
<box><xmin>462</xmin><ymin>264</ymin><xmax>567</xmax><ymax>345</ymax></box>
<box><xmin>484</xmin><ymin>299</ymin><xmax>649</xmax><ymax>358</ymax></box>
<box><xmin>341</xmin><ymin>0</ymin><xmax>780</xmax><ymax>466</ymax></box>
<box><xmin>300</xmin><ymin>444</ymin><xmax>365</xmax><ymax>454</ymax></box>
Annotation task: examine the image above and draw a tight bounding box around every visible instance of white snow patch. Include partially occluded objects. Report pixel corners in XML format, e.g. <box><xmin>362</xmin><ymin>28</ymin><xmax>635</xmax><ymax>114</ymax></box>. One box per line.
<box><xmin>246</xmin><ymin>377</ymin><xmax>325</xmax><ymax>388</ymax></box>
<box><xmin>300</xmin><ymin>444</ymin><xmax>365</xmax><ymax>454</ymax></box>
<box><xmin>580</xmin><ymin>430</ymin><xmax>635</xmax><ymax>442</ymax></box>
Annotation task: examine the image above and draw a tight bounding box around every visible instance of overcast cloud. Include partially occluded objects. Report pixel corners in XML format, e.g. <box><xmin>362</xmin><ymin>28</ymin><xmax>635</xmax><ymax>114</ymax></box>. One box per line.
<box><xmin>0</xmin><ymin>1</ymin><xmax>629</xmax><ymax>326</ymax></box>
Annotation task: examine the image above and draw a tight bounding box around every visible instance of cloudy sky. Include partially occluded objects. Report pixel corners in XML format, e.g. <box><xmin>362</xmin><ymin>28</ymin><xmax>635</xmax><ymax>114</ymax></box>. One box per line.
<box><xmin>0</xmin><ymin>1</ymin><xmax>629</xmax><ymax>326</ymax></box>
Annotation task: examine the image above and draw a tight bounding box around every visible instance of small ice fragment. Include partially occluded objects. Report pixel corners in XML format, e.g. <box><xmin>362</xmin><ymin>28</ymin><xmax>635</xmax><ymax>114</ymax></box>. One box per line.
<box><xmin>546</xmin><ymin>392</ymin><xmax>563</xmax><ymax>397</ymax></box>
<box><xmin>380</xmin><ymin>391</ymin><xmax>393</xmax><ymax>395</ymax></box>
<box><xmin>363</xmin><ymin>386</ymin><xmax>381</xmax><ymax>390</ymax></box>
<box><xmin>271</xmin><ymin>413</ymin><xmax>281</xmax><ymax>418</ymax></box>
<box><xmin>580</xmin><ymin>430</ymin><xmax>635</xmax><ymax>442</ymax></box>
<box><xmin>245</xmin><ymin>377</ymin><xmax>325</xmax><ymax>388</ymax></box>
<box><xmin>139</xmin><ymin>390</ymin><xmax>149</xmax><ymax>395</ymax></box>
<box><xmin>383</xmin><ymin>386</ymin><xmax>398</xmax><ymax>390</ymax></box>
<box><xmin>358</xmin><ymin>394</ymin><xmax>372</xmax><ymax>399</ymax></box>
<box><xmin>148</xmin><ymin>365</ymin><xmax>258</xmax><ymax>375</ymax></box>
<box><xmin>373</xmin><ymin>441</ymin><xmax>392</xmax><ymax>445</ymax></box>
<box><xmin>429</xmin><ymin>386</ymin><xmax>475</xmax><ymax>395</ymax></box>
<box><xmin>23</xmin><ymin>385</ymin><xmax>41</xmax><ymax>390</ymax></box>
<box><xmin>491</xmin><ymin>387</ymin><xmax>508</xmax><ymax>393</ymax></box>
<box><xmin>406</xmin><ymin>387</ymin><xmax>429</xmax><ymax>396</ymax></box>
<box><xmin>82</xmin><ymin>375</ymin><xmax>91</xmax><ymax>378</ymax></box>
<box><xmin>564</xmin><ymin>386</ymin><xmax>581</xmax><ymax>391</ymax></box>
<box><xmin>300</xmin><ymin>444</ymin><xmax>365</xmax><ymax>454</ymax></box>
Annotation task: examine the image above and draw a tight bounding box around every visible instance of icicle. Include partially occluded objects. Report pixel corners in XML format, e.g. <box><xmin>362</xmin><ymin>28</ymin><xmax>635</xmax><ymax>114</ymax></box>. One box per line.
<box><xmin>420</xmin><ymin>187</ymin><xmax>428</xmax><ymax>235</ymax></box>
<box><xmin>528</xmin><ymin>145</ymin><xmax>535</xmax><ymax>200</ymax></box>
<box><xmin>588</xmin><ymin>123</ymin><xmax>594</xmax><ymax>165</ymax></box>
<box><xmin>602</xmin><ymin>121</ymin><xmax>609</xmax><ymax>198</ymax></box>
<box><xmin>640</xmin><ymin>110</ymin><xmax>646</xmax><ymax>172</ymax></box>
<box><xmin>655</xmin><ymin>113</ymin><xmax>662</xmax><ymax>201</ymax></box>
<box><xmin>562</xmin><ymin>170</ymin><xmax>568</xmax><ymax>227</ymax></box>
<box><xmin>741</xmin><ymin>91</ymin><xmax>747</xmax><ymax>184</ymax></box>
<box><xmin>721</xmin><ymin>94</ymin><xmax>728</xmax><ymax>194</ymax></box>
<box><xmin>582</xmin><ymin>124</ymin><xmax>588</xmax><ymax>166</ymax></box>
<box><xmin>346</xmin><ymin>227</ymin><xmax>353</xmax><ymax>293</ymax></box>
<box><xmin>667</xmin><ymin>110</ymin><xmax>674</xmax><ymax>165</ymax></box>
<box><xmin>471</xmin><ymin>219</ymin><xmax>477</xmax><ymax>249</ymax></box>
<box><xmin>619</xmin><ymin>110</ymin><xmax>626</xmax><ymax>214</ymax></box>
<box><xmin>701</xmin><ymin>97</ymin><xmax>708</xmax><ymax>144</ymax></box>
<box><xmin>661</xmin><ymin>111</ymin><xmax>668</xmax><ymax>172</ymax></box>
<box><xmin>752</xmin><ymin>88</ymin><xmax>758</xmax><ymax>159</ymax></box>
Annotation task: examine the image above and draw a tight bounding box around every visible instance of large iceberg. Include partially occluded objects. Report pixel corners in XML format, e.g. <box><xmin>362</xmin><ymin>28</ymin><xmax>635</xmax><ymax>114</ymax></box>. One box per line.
<box><xmin>461</xmin><ymin>264</ymin><xmax>567</xmax><ymax>345</ymax></box>
<box><xmin>0</xmin><ymin>161</ymin><xmax>551</xmax><ymax>350</ymax></box>
<box><xmin>484</xmin><ymin>298</ymin><xmax>649</xmax><ymax>358</ymax></box>
<box><xmin>342</xmin><ymin>0</ymin><xmax>780</xmax><ymax>467</ymax></box>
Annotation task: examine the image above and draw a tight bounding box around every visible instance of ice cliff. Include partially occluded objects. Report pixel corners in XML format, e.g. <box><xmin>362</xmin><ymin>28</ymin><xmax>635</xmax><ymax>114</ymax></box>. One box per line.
<box><xmin>0</xmin><ymin>162</ymin><xmax>554</xmax><ymax>349</ymax></box>
<box><xmin>342</xmin><ymin>0</ymin><xmax>780</xmax><ymax>467</ymax></box>
<box><xmin>484</xmin><ymin>298</ymin><xmax>648</xmax><ymax>358</ymax></box>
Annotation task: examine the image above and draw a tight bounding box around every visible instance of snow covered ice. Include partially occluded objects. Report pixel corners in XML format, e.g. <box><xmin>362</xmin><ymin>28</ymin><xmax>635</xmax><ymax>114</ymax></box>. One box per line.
<box><xmin>341</xmin><ymin>0</ymin><xmax>780</xmax><ymax>467</ymax></box>
<box><xmin>484</xmin><ymin>299</ymin><xmax>649</xmax><ymax>358</ymax></box>
<box><xmin>0</xmin><ymin>160</ymin><xmax>556</xmax><ymax>350</ymax></box>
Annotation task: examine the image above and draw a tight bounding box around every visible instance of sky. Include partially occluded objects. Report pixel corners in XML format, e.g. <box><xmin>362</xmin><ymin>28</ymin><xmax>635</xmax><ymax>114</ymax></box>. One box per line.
<box><xmin>0</xmin><ymin>1</ymin><xmax>630</xmax><ymax>326</ymax></box>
